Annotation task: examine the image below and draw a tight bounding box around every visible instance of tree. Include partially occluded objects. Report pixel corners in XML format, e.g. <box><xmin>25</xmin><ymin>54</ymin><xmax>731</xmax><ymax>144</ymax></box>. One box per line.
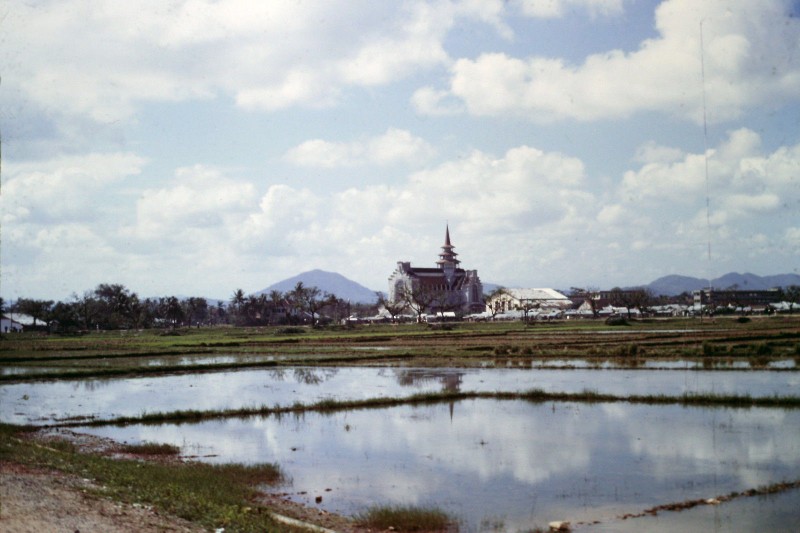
<box><xmin>160</xmin><ymin>296</ymin><xmax>185</xmax><ymax>327</ymax></box>
<box><xmin>48</xmin><ymin>301</ymin><xmax>81</xmax><ymax>333</ymax></box>
<box><xmin>608</xmin><ymin>288</ymin><xmax>649</xmax><ymax>319</ymax></box>
<box><xmin>396</xmin><ymin>283</ymin><xmax>441</xmax><ymax>323</ymax></box>
<box><xmin>94</xmin><ymin>283</ymin><xmax>139</xmax><ymax>329</ymax></box>
<box><xmin>268</xmin><ymin>290</ymin><xmax>286</xmax><ymax>324</ymax></box>
<box><xmin>229</xmin><ymin>289</ymin><xmax>246</xmax><ymax>318</ymax></box>
<box><xmin>14</xmin><ymin>298</ymin><xmax>54</xmax><ymax>327</ymax></box>
<box><xmin>303</xmin><ymin>286</ymin><xmax>328</xmax><ymax>325</ymax></box>
<box><xmin>483</xmin><ymin>287</ymin><xmax>508</xmax><ymax>320</ymax></box>
<box><xmin>377</xmin><ymin>291</ymin><xmax>407</xmax><ymax>322</ymax></box>
<box><xmin>519</xmin><ymin>299</ymin><xmax>540</xmax><ymax>322</ymax></box>
<box><xmin>631</xmin><ymin>289</ymin><xmax>654</xmax><ymax>317</ymax></box>
<box><xmin>184</xmin><ymin>297</ymin><xmax>208</xmax><ymax>326</ymax></box>
<box><xmin>782</xmin><ymin>285</ymin><xmax>800</xmax><ymax>314</ymax></box>
<box><xmin>570</xmin><ymin>287</ymin><xmax>599</xmax><ymax>318</ymax></box>
<box><xmin>323</xmin><ymin>295</ymin><xmax>349</xmax><ymax>324</ymax></box>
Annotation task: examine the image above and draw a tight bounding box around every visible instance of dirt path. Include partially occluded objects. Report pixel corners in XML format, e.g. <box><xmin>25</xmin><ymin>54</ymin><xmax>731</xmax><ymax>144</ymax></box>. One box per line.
<box><xmin>0</xmin><ymin>461</ymin><xmax>203</xmax><ymax>533</ymax></box>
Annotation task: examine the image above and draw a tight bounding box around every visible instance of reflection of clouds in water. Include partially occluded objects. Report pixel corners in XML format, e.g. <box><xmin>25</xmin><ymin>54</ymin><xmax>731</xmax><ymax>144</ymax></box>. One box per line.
<box><xmin>75</xmin><ymin>400</ymin><xmax>800</xmax><ymax>530</ymax></box>
<box><xmin>4</xmin><ymin>367</ymin><xmax>798</xmax><ymax>425</ymax></box>
<box><xmin>606</xmin><ymin>404</ymin><xmax>799</xmax><ymax>488</ymax></box>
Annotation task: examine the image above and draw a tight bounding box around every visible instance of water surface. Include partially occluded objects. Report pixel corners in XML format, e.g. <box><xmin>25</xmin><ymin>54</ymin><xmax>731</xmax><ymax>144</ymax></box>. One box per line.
<box><xmin>77</xmin><ymin>399</ymin><xmax>800</xmax><ymax>532</ymax></box>
<box><xmin>2</xmin><ymin>366</ymin><xmax>798</xmax><ymax>424</ymax></box>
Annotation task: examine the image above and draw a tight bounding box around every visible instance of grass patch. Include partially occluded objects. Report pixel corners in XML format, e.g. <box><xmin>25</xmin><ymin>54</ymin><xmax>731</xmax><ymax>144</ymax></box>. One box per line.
<box><xmin>0</xmin><ymin>424</ymin><xmax>289</xmax><ymax>532</ymax></box>
<box><xmin>119</xmin><ymin>441</ymin><xmax>181</xmax><ymax>456</ymax></box>
<box><xmin>356</xmin><ymin>504</ymin><xmax>454</xmax><ymax>531</ymax></box>
<box><xmin>55</xmin><ymin>388</ymin><xmax>800</xmax><ymax>429</ymax></box>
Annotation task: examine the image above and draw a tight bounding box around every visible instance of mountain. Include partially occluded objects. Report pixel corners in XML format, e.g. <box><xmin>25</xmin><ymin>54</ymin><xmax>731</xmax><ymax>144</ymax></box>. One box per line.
<box><xmin>646</xmin><ymin>272</ymin><xmax>800</xmax><ymax>296</ymax></box>
<box><xmin>645</xmin><ymin>275</ymin><xmax>710</xmax><ymax>296</ymax></box>
<box><xmin>258</xmin><ymin>269</ymin><xmax>379</xmax><ymax>304</ymax></box>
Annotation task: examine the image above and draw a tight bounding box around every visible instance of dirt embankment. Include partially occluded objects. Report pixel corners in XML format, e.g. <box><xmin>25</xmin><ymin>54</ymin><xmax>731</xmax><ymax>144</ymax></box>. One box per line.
<box><xmin>1</xmin><ymin>428</ymin><xmax>362</xmax><ymax>533</ymax></box>
<box><xmin>0</xmin><ymin>461</ymin><xmax>203</xmax><ymax>533</ymax></box>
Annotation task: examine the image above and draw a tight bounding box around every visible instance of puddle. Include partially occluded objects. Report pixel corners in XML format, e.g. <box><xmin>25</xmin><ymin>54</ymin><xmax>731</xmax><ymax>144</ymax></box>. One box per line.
<box><xmin>2</xmin><ymin>366</ymin><xmax>798</xmax><ymax>425</ymax></box>
<box><xmin>75</xmin><ymin>400</ymin><xmax>800</xmax><ymax>532</ymax></box>
<box><xmin>0</xmin><ymin>354</ymin><xmax>280</xmax><ymax>376</ymax></box>
<box><xmin>143</xmin><ymin>354</ymin><xmax>277</xmax><ymax>366</ymax></box>
<box><xmin>0</xmin><ymin>366</ymin><xmax>64</xmax><ymax>376</ymax></box>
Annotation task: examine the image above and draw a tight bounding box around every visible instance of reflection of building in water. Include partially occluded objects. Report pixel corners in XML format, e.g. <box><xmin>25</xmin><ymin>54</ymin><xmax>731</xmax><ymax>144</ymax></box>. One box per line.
<box><xmin>268</xmin><ymin>368</ymin><xmax>340</xmax><ymax>384</ymax></box>
<box><xmin>393</xmin><ymin>369</ymin><xmax>464</xmax><ymax>393</ymax></box>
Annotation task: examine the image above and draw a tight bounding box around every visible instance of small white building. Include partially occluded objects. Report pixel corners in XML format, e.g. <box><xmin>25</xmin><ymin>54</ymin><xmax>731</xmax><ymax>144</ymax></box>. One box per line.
<box><xmin>487</xmin><ymin>288</ymin><xmax>572</xmax><ymax>315</ymax></box>
<box><xmin>1</xmin><ymin>314</ymin><xmax>27</xmax><ymax>332</ymax></box>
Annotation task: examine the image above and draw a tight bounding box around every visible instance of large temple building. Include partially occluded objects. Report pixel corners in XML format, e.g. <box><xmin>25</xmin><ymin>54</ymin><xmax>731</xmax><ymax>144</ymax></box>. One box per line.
<box><xmin>388</xmin><ymin>226</ymin><xmax>484</xmax><ymax>315</ymax></box>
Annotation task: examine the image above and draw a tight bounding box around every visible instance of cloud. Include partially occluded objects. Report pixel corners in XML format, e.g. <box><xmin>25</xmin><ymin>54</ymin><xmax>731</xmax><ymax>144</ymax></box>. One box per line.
<box><xmin>424</xmin><ymin>0</ymin><xmax>800</xmax><ymax>123</ymax></box>
<box><xmin>284</xmin><ymin>129</ymin><xmax>436</xmax><ymax>168</ymax></box>
<box><xmin>131</xmin><ymin>165</ymin><xmax>257</xmax><ymax>240</ymax></box>
<box><xmin>724</xmin><ymin>193</ymin><xmax>781</xmax><ymax>214</ymax></box>
<box><xmin>784</xmin><ymin>227</ymin><xmax>800</xmax><ymax>254</ymax></box>
<box><xmin>633</xmin><ymin>141</ymin><xmax>685</xmax><ymax>165</ymax></box>
<box><xmin>1</xmin><ymin>153</ymin><xmax>146</xmax><ymax>224</ymax></box>
<box><xmin>514</xmin><ymin>0</ymin><xmax>626</xmax><ymax>19</ymax></box>
<box><xmin>411</xmin><ymin>87</ymin><xmax>464</xmax><ymax>116</ymax></box>
<box><xmin>4</xmin><ymin>127</ymin><xmax>799</xmax><ymax>300</ymax></box>
<box><xmin>602</xmin><ymin>128</ymin><xmax>800</xmax><ymax>280</ymax></box>
<box><xmin>2</xmin><ymin>1</ymin><xmax>469</xmax><ymax>126</ymax></box>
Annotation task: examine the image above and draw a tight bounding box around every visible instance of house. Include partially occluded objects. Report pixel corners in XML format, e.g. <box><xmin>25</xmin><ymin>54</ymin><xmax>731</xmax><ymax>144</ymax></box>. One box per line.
<box><xmin>1</xmin><ymin>314</ymin><xmax>24</xmax><ymax>333</ymax></box>
<box><xmin>487</xmin><ymin>288</ymin><xmax>572</xmax><ymax>316</ymax></box>
<box><xmin>2</xmin><ymin>313</ymin><xmax>34</xmax><ymax>332</ymax></box>
<box><xmin>388</xmin><ymin>226</ymin><xmax>484</xmax><ymax>315</ymax></box>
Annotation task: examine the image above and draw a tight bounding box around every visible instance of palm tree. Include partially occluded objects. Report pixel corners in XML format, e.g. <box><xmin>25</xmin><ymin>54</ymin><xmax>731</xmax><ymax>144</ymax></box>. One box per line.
<box><xmin>268</xmin><ymin>290</ymin><xmax>285</xmax><ymax>324</ymax></box>
<box><xmin>230</xmin><ymin>289</ymin><xmax>245</xmax><ymax>312</ymax></box>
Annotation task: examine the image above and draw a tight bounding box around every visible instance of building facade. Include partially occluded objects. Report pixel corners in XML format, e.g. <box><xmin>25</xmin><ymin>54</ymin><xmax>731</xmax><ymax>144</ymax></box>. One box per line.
<box><xmin>388</xmin><ymin>226</ymin><xmax>484</xmax><ymax>315</ymax></box>
<box><xmin>487</xmin><ymin>288</ymin><xmax>571</xmax><ymax>314</ymax></box>
<box><xmin>693</xmin><ymin>289</ymin><xmax>781</xmax><ymax>308</ymax></box>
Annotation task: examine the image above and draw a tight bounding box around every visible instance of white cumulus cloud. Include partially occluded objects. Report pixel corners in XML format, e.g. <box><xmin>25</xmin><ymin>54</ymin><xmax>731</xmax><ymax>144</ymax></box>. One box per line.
<box><xmin>284</xmin><ymin>129</ymin><xmax>435</xmax><ymax>168</ymax></box>
<box><xmin>425</xmin><ymin>0</ymin><xmax>800</xmax><ymax>123</ymax></box>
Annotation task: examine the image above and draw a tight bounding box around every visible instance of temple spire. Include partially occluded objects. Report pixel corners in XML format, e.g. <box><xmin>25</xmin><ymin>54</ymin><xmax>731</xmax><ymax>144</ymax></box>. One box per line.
<box><xmin>436</xmin><ymin>224</ymin><xmax>460</xmax><ymax>269</ymax></box>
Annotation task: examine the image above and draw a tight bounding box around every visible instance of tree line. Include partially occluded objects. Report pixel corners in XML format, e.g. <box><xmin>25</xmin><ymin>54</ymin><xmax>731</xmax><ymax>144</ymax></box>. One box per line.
<box><xmin>2</xmin><ymin>282</ymin><xmax>375</xmax><ymax>332</ymax></box>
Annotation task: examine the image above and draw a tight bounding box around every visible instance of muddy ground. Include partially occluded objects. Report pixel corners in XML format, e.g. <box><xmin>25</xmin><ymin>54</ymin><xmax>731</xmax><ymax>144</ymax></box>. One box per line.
<box><xmin>1</xmin><ymin>429</ymin><xmax>362</xmax><ymax>533</ymax></box>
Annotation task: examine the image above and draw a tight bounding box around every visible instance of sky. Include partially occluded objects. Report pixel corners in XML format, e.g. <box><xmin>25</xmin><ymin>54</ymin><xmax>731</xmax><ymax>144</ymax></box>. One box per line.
<box><xmin>1</xmin><ymin>0</ymin><xmax>799</xmax><ymax>301</ymax></box>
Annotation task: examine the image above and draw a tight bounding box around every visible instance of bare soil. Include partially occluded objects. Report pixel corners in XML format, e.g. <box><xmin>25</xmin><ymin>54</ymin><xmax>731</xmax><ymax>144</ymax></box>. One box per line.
<box><xmin>0</xmin><ymin>461</ymin><xmax>202</xmax><ymax>533</ymax></box>
<box><xmin>1</xmin><ymin>429</ymin><xmax>362</xmax><ymax>533</ymax></box>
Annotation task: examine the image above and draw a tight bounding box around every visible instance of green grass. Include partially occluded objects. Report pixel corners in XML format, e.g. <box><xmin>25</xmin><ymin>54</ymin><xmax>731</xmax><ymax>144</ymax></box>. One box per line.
<box><xmin>3</xmin><ymin>317</ymin><xmax>800</xmax><ymax>380</ymax></box>
<box><xmin>356</xmin><ymin>504</ymin><xmax>454</xmax><ymax>531</ymax></box>
<box><xmin>119</xmin><ymin>441</ymin><xmax>181</xmax><ymax>455</ymax></box>
<box><xmin>52</xmin><ymin>388</ymin><xmax>800</xmax><ymax>429</ymax></box>
<box><xmin>0</xmin><ymin>424</ymin><xmax>291</xmax><ymax>532</ymax></box>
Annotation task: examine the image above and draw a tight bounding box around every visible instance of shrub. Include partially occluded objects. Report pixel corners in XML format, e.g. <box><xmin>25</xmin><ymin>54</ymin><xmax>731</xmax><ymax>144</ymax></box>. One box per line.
<box><xmin>493</xmin><ymin>344</ymin><xmax>511</xmax><ymax>355</ymax></box>
<box><xmin>120</xmin><ymin>441</ymin><xmax>181</xmax><ymax>456</ymax></box>
<box><xmin>356</xmin><ymin>504</ymin><xmax>454</xmax><ymax>532</ymax></box>
<box><xmin>702</xmin><ymin>342</ymin><xmax>718</xmax><ymax>356</ymax></box>
<box><xmin>276</xmin><ymin>327</ymin><xmax>305</xmax><ymax>335</ymax></box>
<box><xmin>755</xmin><ymin>343</ymin><xmax>773</xmax><ymax>355</ymax></box>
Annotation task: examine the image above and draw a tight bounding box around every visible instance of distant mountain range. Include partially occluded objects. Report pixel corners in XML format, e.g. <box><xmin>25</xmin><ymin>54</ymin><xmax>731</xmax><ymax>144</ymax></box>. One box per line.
<box><xmin>255</xmin><ymin>270</ymin><xmax>800</xmax><ymax>304</ymax></box>
<box><xmin>644</xmin><ymin>272</ymin><xmax>800</xmax><ymax>296</ymax></box>
<box><xmin>259</xmin><ymin>269</ymin><xmax>379</xmax><ymax>304</ymax></box>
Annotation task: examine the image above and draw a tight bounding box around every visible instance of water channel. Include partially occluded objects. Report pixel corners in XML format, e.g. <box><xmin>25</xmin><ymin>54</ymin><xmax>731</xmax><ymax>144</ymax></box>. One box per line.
<box><xmin>2</xmin><ymin>366</ymin><xmax>799</xmax><ymax>425</ymax></box>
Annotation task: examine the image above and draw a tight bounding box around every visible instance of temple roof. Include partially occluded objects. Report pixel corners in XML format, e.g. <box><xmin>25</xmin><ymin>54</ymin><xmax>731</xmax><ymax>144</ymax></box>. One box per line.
<box><xmin>436</xmin><ymin>224</ymin><xmax>460</xmax><ymax>268</ymax></box>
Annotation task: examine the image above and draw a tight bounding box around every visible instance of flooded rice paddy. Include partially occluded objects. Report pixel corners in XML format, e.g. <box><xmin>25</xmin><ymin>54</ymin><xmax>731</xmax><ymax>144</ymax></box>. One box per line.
<box><xmin>2</xmin><ymin>365</ymin><xmax>799</xmax><ymax>425</ymax></box>
<box><xmin>75</xmin><ymin>399</ymin><xmax>800</xmax><ymax>532</ymax></box>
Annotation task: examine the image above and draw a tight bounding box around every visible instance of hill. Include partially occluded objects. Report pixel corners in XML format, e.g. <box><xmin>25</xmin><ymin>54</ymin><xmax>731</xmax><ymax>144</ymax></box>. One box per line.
<box><xmin>646</xmin><ymin>272</ymin><xmax>800</xmax><ymax>296</ymax></box>
<box><xmin>259</xmin><ymin>269</ymin><xmax>379</xmax><ymax>304</ymax></box>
